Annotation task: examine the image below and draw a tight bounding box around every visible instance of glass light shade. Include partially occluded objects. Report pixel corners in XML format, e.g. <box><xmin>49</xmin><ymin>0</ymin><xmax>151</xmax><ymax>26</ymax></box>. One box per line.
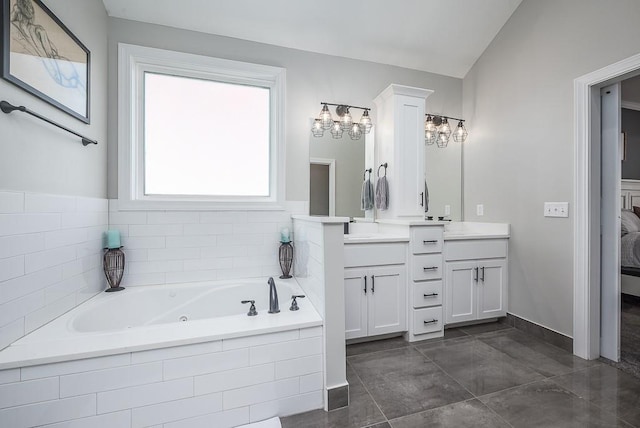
<box><xmin>453</xmin><ymin>121</ymin><xmax>468</xmax><ymax>143</ymax></box>
<box><xmin>311</xmin><ymin>119</ymin><xmax>324</xmax><ymax>137</ymax></box>
<box><xmin>340</xmin><ymin>109</ymin><xmax>353</xmax><ymax>131</ymax></box>
<box><xmin>436</xmin><ymin>131</ymin><xmax>450</xmax><ymax>148</ymax></box>
<box><xmin>349</xmin><ymin>123</ymin><xmax>362</xmax><ymax>140</ymax></box>
<box><xmin>359</xmin><ymin>110</ymin><xmax>373</xmax><ymax>133</ymax></box>
<box><xmin>425</xmin><ymin>115</ymin><xmax>437</xmax><ymax>133</ymax></box>
<box><xmin>330</xmin><ymin>121</ymin><xmax>343</xmax><ymax>139</ymax></box>
<box><xmin>425</xmin><ymin>130</ymin><xmax>437</xmax><ymax>145</ymax></box>
<box><xmin>319</xmin><ymin>104</ymin><xmax>333</xmax><ymax>130</ymax></box>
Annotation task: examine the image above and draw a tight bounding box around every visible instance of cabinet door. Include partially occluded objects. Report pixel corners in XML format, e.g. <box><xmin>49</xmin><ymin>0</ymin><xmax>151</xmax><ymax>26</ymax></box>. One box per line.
<box><xmin>395</xmin><ymin>95</ymin><xmax>425</xmax><ymax>217</ymax></box>
<box><xmin>344</xmin><ymin>268</ymin><xmax>368</xmax><ymax>339</ymax></box>
<box><xmin>368</xmin><ymin>266</ymin><xmax>407</xmax><ymax>336</ymax></box>
<box><xmin>477</xmin><ymin>259</ymin><xmax>507</xmax><ymax>319</ymax></box>
<box><xmin>445</xmin><ymin>261</ymin><xmax>477</xmax><ymax>324</ymax></box>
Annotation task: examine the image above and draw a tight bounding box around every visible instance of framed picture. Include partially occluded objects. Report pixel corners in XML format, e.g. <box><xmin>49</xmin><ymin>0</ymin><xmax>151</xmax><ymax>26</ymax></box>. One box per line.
<box><xmin>1</xmin><ymin>0</ymin><xmax>90</xmax><ymax>123</ymax></box>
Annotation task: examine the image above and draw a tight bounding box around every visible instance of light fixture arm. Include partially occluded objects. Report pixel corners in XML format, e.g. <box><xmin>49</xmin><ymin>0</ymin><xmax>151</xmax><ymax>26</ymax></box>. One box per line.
<box><xmin>425</xmin><ymin>113</ymin><xmax>465</xmax><ymax>123</ymax></box>
<box><xmin>321</xmin><ymin>102</ymin><xmax>371</xmax><ymax>113</ymax></box>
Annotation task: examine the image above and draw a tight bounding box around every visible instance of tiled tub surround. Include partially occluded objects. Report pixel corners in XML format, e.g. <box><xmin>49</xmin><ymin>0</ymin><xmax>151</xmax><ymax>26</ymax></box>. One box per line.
<box><xmin>0</xmin><ymin>326</ymin><xmax>324</xmax><ymax>428</ymax></box>
<box><xmin>108</xmin><ymin>200</ymin><xmax>307</xmax><ymax>287</ymax></box>
<box><xmin>0</xmin><ymin>191</ymin><xmax>108</xmax><ymax>350</ymax></box>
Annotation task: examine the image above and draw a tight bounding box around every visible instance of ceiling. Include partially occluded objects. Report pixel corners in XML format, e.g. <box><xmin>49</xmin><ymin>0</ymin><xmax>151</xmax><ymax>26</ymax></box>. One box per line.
<box><xmin>101</xmin><ymin>0</ymin><xmax>522</xmax><ymax>78</ymax></box>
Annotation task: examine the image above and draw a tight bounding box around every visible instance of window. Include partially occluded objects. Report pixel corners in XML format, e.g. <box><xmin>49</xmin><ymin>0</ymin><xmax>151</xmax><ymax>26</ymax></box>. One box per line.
<box><xmin>118</xmin><ymin>44</ymin><xmax>286</xmax><ymax>210</ymax></box>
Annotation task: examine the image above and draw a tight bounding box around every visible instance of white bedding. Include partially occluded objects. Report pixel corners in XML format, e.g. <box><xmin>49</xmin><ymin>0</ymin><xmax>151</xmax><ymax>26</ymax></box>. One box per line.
<box><xmin>622</xmin><ymin>231</ymin><xmax>640</xmax><ymax>268</ymax></box>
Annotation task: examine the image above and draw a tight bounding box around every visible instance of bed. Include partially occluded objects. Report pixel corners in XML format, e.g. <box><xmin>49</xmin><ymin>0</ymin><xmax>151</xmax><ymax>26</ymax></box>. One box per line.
<box><xmin>621</xmin><ymin>209</ymin><xmax>640</xmax><ymax>297</ymax></box>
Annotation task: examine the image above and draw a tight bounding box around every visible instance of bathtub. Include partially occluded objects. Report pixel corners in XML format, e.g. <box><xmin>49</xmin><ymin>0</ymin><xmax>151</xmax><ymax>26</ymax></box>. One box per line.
<box><xmin>0</xmin><ymin>277</ymin><xmax>322</xmax><ymax>369</ymax></box>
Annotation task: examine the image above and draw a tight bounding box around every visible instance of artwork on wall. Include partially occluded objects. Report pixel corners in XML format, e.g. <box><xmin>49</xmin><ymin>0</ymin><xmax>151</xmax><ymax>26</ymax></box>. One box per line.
<box><xmin>1</xmin><ymin>0</ymin><xmax>90</xmax><ymax>123</ymax></box>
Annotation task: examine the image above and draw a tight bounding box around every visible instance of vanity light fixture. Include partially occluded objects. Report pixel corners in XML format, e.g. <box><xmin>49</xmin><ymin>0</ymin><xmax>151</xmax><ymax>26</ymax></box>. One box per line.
<box><xmin>425</xmin><ymin>114</ymin><xmax>468</xmax><ymax>147</ymax></box>
<box><xmin>311</xmin><ymin>103</ymin><xmax>373</xmax><ymax>141</ymax></box>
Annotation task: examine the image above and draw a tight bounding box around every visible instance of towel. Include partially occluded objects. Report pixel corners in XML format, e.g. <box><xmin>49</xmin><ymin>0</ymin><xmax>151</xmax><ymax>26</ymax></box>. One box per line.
<box><xmin>424</xmin><ymin>180</ymin><xmax>430</xmax><ymax>213</ymax></box>
<box><xmin>361</xmin><ymin>178</ymin><xmax>374</xmax><ymax>210</ymax></box>
<box><xmin>375</xmin><ymin>176</ymin><xmax>389</xmax><ymax>210</ymax></box>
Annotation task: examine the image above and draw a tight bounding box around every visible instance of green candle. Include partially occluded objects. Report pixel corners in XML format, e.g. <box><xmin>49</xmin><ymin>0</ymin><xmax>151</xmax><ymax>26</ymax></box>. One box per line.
<box><xmin>105</xmin><ymin>229</ymin><xmax>121</xmax><ymax>249</ymax></box>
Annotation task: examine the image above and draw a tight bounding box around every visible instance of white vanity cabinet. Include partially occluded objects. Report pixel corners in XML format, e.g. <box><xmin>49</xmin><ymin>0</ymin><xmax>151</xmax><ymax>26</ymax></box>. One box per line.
<box><xmin>444</xmin><ymin>239</ymin><xmax>508</xmax><ymax>324</ymax></box>
<box><xmin>343</xmin><ymin>242</ymin><xmax>407</xmax><ymax>340</ymax></box>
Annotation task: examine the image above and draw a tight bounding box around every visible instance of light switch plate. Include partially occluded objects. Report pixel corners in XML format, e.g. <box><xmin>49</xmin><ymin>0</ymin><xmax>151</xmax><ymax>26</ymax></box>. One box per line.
<box><xmin>544</xmin><ymin>202</ymin><xmax>569</xmax><ymax>218</ymax></box>
<box><xmin>476</xmin><ymin>204</ymin><xmax>484</xmax><ymax>216</ymax></box>
<box><xmin>444</xmin><ymin>205</ymin><xmax>451</xmax><ymax>216</ymax></box>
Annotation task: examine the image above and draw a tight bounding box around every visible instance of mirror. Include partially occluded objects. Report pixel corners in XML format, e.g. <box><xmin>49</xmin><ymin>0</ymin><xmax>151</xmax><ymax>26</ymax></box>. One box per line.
<box><xmin>309</xmin><ymin>121</ymin><xmax>462</xmax><ymax>220</ymax></box>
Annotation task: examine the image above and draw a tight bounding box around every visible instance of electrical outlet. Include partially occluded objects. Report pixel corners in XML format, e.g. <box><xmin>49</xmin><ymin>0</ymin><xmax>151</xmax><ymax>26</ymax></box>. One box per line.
<box><xmin>476</xmin><ymin>204</ymin><xmax>484</xmax><ymax>216</ymax></box>
<box><xmin>444</xmin><ymin>205</ymin><xmax>451</xmax><ymax>216</ymax></box>
<box><xmin>544</xmin><ymin>202</ymin><xmax>569</xmax><ymax>218</ymax></box>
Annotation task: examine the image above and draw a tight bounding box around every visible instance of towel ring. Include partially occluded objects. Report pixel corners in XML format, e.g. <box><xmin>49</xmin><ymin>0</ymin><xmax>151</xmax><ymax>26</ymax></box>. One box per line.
<box><xmin>377</xmin><ymin>163</ymin><xmax>388</xmax><ymax>177</ymax></box>
<box><xmin>363</xmin><ymin>168</ymin><xmax>372</xmax><ymax>180</ymax></box>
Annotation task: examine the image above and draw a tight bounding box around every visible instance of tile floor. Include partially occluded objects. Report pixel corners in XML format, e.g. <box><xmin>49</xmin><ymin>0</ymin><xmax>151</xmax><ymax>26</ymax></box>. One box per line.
<box><xmin>281</xmin><ymin>322</ymin><xmax>640</xmax><ymax>428</ymax></box>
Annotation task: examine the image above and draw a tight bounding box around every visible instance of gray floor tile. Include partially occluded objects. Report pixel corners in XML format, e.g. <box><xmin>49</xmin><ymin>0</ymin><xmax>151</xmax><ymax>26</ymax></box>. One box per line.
<box><xmin>481</xmin><ymin>379</ymin><xmax>632</xmax><ymax>427</ymax></box>
<box><xmin>417</xmin><ymin>337</ymin><xmax>545</xmax><ymax>396</ymax></box>
<box><xmin>347</xmin><ymin>336</ymin><xmax>410</xmax><ymax>357</ymax></box>
<box><xmin>388</xmin><ymin>399</ymin><xmax>510</xmax><ymax>428</ymax></box>
<box><xmin>349</xmin><ymin>347</ymin><xmax>472</xmax><ymax>420</ymax></box>
<box><xmin>552</xmin><ymin>364</ymin><xmax>640</xmax><ymax>426</ymax></box>
<box><xmin>443</xmin><ymin>327</ymin><xmax>470</xmax><ymax>339</ymax></box>
<box><xmin>459</xmin><ymin>322</ymin><xmax>513</xmax><ymax>336</ymax></box>
<box><xmin>479</xmin><ymin>329</ymin><xmax>597</xmax><ymax>377</ymax></box>
<box><xmin>365</xmin><ymin>423</ymin><xmax>391</xmax><ymax>428</ymax></box>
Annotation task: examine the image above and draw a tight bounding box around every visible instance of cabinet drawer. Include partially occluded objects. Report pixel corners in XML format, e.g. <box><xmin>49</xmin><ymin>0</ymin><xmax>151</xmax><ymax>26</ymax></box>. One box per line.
<box><xmin>412</xmin><ymin>307</ymin><xmax>443</xmax><ymax>335</ymax></box>
<box><xmin>413</xmin><ymin>280</ymin><xmax>442</xmax><ymax>308</ymax></box>
<box><xmin>344</xmin><ymin>243</ymin><xmax>406</xmax><ymax>268</ymax></box>
<box><xmin>412</xmin><ymin>254</ymin><xmax>443</xmax><ymax>281</ymax></box>
<box><xmin>444</xmin><ymin>239</ymin><xmax>508</xmax><ymax>261</ymax></box>
<box><xmin>410</xmin><ymin>227</ymin><xmax>443</xmax><ymax>254</ymax></box>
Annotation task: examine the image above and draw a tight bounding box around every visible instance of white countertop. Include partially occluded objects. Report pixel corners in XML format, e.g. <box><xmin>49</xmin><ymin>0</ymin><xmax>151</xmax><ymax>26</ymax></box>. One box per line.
<box><xmin>343</xmin><ymin>233</ymin><xmax>409</xmax><ymax>244</ymax></box>
<box><xmin>443</xmin><ymin>222</ymin><xmax>510</xmax><ymax>240</ymax></box>
<box><xmin>291</xmin><ymin>215</ymin><xmax>350</xmax><ymax>224</ymax></box>
<box><xmin>343</xmin><ymin>221</ymin><xmax>509</xmax><ymax>243</ymax></box>
<box><xmin>376</xmin><ymin>219</ymin><xmax>449</xmax><ymax>226</ymax></box>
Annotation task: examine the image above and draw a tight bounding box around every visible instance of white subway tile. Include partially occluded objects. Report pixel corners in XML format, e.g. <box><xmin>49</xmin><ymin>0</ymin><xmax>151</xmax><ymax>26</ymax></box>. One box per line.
<box><xmin>121</xmin><ymin>272</ymin><xmax>165</xmax><ymax>287</ymax></box>
<box><xmin>0</xmin><ymin>192</ymin><xmax>24</xmax><ymax>213</ymax></box>
<box><xmin>24</xmin><ymin>246</ymin><xmax>76</xmax><ymax>274</ymax></box>
<box><xmin>60</xmin><ymin>362</ymin><xmax>163</xmax><ymax>398</ymax></box>
<box><xmin>261</xmin><ymin>266</ymin><xmax>282</xmax><ymax>278</ymax></box>
<box><xmin>0</xmin><ymin>255</ymin><xmax>24</xmax><ymax>282</ymax></box>
<box><xmin>216</xmin><ymin>234</ymin><xmax>264</xmax><ymax>246</ymax></box>
<box><xmin>244</xmin><ymin>243</ymin><xmax>279</xmax><ymax>256</ymax></box>
<box><xmin>129</xmin><ymin>224</ymin><xmax>183</xmax><ymax>237</ymax></box>
<box><xmin>147</xmin><ymin>247</ymin><xmax>199</xmax><ymax>261</ymax></box>
<box><xmin>131</xmin><ymin>341</ymin><xmax>222</xmax><ymax>365</ymax></box>
<box><xmin>44</xmin><ymin>228</ymin><xmax>88</xmax><ymax>250</ymax></box>
<box><xmin>108</xmin><ymin>211</ymin><xmax>147</xmax><ymax>225</ymax></box>
<box><xmin>0</xmin><ymin>394</ymin><xmax>96</xmax><ymax>428</ymax></box>
<box><xmin>0</xmin><ymin>213</ymin><xmax>60</xmax><ymax>236</ymax></box>
<box><xmin>233</xmin><ymin>223</ymin><xmax>277</xmax><ymax>235</ymax></box>
<box><xmin>45</xmin><ymin>272</ymin><xmax>96</xmax><ymax>304</ymax></box>
<box><xmin>247</xmin><ymin>211</ymin><xmax>291</xmax><ymax>223</ymax></box>
<box><xmin>131</xmin><ymin>392</ymin><xmax>222</xmax><ymax>428</ymax></box>
<box><xmin>75</xmin><ymin>284</ymin><xmax>103</xmax><ymax>305</ymax></box>
<box><xmin>108</xmin><ymin>199</ymin><xmax>119</xmax><ymax>212</ymax></box>
<box><xmin>200</xmin><ymin>211</ymin><xmax>247</xmax><ymax>223</ymax></box>
<box><xmin>147</xmin><ymin>212</ymin><xmax>199</xmax><ymax>224</ymax></box>
<box><xmin>61</xmin><ymin>212</ymin><xmax>107</xmax><ymax>229</ymax></box>
<box><xmin>250</xmin><ymin>337</ymin><xmax>323</xmax><ymax>366</ymax></box>
<box><xmin>222</xmin><ymin>330</ymin><xmax>299</xmax><ymax>351</ymax></box>
<box><xmin>200</xmin><ymin>246</ymin><xmax>247</xmax><ymax>259</ymax></box>
<box><xmin>0</xmin><ymin>368</ymin><xmax>19</xmax><ymax>385</ymax></box>
<box><xmin>98</xmin><ymin>377</ymin><xmax>193</xmax><ymax>414</ymax></box>
<box><xmin>249</xmin><ymin>390</ymin><xmax>323</xmax><ymax>422</ymax></box>
<box><xmin>75</xmin><ymin>197</ymin><xmax>108</xmax><ymax>213</ymax></box>
<box><xmin>275</xmin><ymin>354</ymin><xmax>322</xmax><ymax>380</ymax></box>
<box><xmin>62</xmin><ymin>255</ymin><xmax>99</xmax><ymax>280</ymax></box>
<box><xmin>299</xmin><ymin>372</ymin><xmax>323</xmax><ymax>393</ymax></box>
<box><xmin>0</xmin><ymin>290</ymin><xmax>44</xmax><ymax>327</ymax></box>
<box><xmin>183</xmin><ymin>257</ymin><xmax>233</xmax><ymax>271</ymax></box>
<box><xmin>0</xmin><ymin>233</ymin><xmax>44</xmax><ymax>259</ymax></box>
<box><xmin>123</xmin><ymin>249</ymin><xmax>147</xmax><ymax>262</ymax></box>
<box><xmin>21</xmin><ymin>353</ymin><xmax>131</xmax><ymax>380</ymax></box>
<box><xmin>40</xmin><ymin>410</ymin><xmax>131</xmax><ymax>428</ymax></box>
<box><xmin>233</xmin><ymin>255</ymin><xmax>276</xmax><ymax>268</ymax></box>
<box><xmin>183</xmin><ymin>223</ymin><xmax>233</xmax><ymax>236</ymax></box>
<box><xmin>216</xmin><ymin>267</ymin><xmax>262</xmax><ymax>281</ymax></box>
<box><xmin>75</xmin><ymin>238</ymin><xmax>104</xmax><ymax>258</ymax></box>
<box><xmin>163</xmin><ymin>349</ymin><xmax>248</xmax><ymax>380</ymax></box>
<box><xmin>0</xmin><ymin>319</ymin><xmax>24</xmax><ymax>350</ymax></box>
<box><xmin>0</xmin><ymin>376</ymin><xmax>59</xmax><ymax>409</ymax></box>
<box><xmin>24</xmin><ymin>293</ymin><xmax>76</xmax><ymax>334</ymax></box>
<box><xmin>127</xmin><ymin>260</ymin><xmax>183</xmax><ymax>275</ymax></box>
<box><xmin>121</xmin><ymin>236</ymin><xmax>165</xmax><ymax>249</ymax></box>
<box><xmin>195</xmin><ymin>363</ymin><xmax>274</xmax><ymax>395</ymax></box>
<box><xmin>24</xmin><ymin>193</ymin><xmax>75</xmax><ymax>213</ymax></box>
<box><xmin>0</xmin><ymin>266</ymin><xmax>62</xmax><ymax>305</ymax></box>
<box><xmin>166</xmin><ymin>235</ymin><xmax>218</xmax><ymax>248</ymax></box>
<box><xmin>223</xmin><ymin>377</ymin><xmax>299</xmax><ymax>410</ymax></box>
<box><xmin>163</xmin><ymin>407</ymin><xmax>249</xmax><ymax>428</ymax></box>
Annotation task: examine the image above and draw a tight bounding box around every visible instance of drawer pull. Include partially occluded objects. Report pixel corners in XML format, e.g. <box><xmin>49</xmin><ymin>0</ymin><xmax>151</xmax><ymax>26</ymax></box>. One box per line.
<box><xmin>363</xmin><ymin>276</ymin><xmax>367</xmax><ymax>294</ymax></box>
<box><xmin>423</xmin><ymin>319</ymin><xmax>438</xmax><ymax>325</ymax></box>
<box><xmin>371</xmin><ymin>275</ymin><xmax>375</xmax><ymax>293</ymax></box>
<box><xmin>423</xmin><ymin>266</ymin><xmax>438</xmax><ymax>271</ymax></box>
<box><xmin>480</xmin><ymin>266</ymin><xmax>485</xmax><ymax>282</ymax></box>
<box><xmin>423</xmin><ymin>293</ymin><xmax>439</xmax><ymax>298</ymax></box>
<box><xmin>423</xmin><ymin>240</ymin><xmax>438</xmax><ymax>244</ymax></box>
<box><xmin>474</xmin><ymin>267</ymin><xmax>478</xmax><ymax>282</ymax></box>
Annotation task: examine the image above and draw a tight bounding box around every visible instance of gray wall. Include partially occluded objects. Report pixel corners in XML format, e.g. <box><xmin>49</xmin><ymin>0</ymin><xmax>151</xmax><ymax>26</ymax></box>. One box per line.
<box><xmin>107</xmin><ymin>18</ymin><xmax>462</xmax><ymax>201</ymax></box>
<box><xmin>0</xmin><ymin>0</ymin><xmax>108</xmax><ymax>198</ymax></box>
<box><xmin>622</xmin><ymin>108</ymin><xmax>640</xmax><ymax>180</ymax></box>
<box><xmin>463</xmin><ymin>0</ymin><xmax>640</xmax><ymax>336</ymax></box>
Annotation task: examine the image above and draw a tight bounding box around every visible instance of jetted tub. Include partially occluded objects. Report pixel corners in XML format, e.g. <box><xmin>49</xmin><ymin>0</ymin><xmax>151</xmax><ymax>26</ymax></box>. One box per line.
<box><xmin>0</xmin><ymin>277</ymin><xmax>322</xmax><ymax>369</ymax></box>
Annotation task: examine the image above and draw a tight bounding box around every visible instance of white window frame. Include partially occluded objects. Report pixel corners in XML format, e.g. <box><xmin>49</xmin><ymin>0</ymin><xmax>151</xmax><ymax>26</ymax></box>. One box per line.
<box><xmin>117</xmin><ymin>43</ymin><xmax>286</xmax><ymax>210</ymax></box>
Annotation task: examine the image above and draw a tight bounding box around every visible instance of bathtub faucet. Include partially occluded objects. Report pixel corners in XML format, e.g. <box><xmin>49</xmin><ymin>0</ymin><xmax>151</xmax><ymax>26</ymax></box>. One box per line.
<box><xmin>268</xmin><ymin>277</ymin><xmax>280</xmax><ymax>314</ymax></box>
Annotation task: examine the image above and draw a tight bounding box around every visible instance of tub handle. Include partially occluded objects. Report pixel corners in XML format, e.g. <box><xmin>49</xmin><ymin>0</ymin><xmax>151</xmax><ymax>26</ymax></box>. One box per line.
<box><xmin>290</xmin><ymin>295</ymin><xmax>306</xmax><ymax>311</ymax></box>
<box><xmin>241</xmin><ymin>300</ymin><xmax>258</xmax><ymax>316</ymax></box>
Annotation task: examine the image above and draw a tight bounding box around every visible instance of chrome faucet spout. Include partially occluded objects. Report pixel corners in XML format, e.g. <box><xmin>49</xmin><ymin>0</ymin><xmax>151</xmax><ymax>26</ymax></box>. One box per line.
<box><xmin>268</xmin><ymin>277</ymin><xmax>280</xmax><ymax>313</ymax></box>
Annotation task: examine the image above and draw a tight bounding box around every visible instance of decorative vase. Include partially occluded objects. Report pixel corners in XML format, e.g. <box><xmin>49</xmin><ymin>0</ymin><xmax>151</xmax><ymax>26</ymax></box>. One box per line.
<box><xmin>279</xmin><ymin>241</ymin><xmax>293</xmax><ymax>279</ymax></box>
<box><xmin>103</xmin><ymin>247</ymin><xmax>125</xmax><ymax>292</ymax></box>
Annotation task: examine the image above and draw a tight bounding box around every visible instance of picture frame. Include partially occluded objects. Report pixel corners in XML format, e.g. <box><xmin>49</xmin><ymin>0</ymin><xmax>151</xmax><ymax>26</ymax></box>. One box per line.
<box><xmin>1</xmin><ymin>0</ymin><xmax>90</xmax><ymax>123</ymax></box>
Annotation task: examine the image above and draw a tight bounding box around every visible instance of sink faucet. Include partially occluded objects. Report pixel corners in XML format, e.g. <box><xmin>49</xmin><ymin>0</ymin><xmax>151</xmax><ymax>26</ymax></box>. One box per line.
<box><xmin>268</xmin><ymin>277</ymin><xmax>280</xmax><ymax>313</ymax></box>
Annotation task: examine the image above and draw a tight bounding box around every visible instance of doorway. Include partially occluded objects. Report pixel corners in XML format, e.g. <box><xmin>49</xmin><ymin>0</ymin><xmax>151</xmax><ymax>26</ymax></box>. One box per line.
<box><xmin>309</xmin><ymin>158</ymin><xmax>336</xmax><ymax>216</ymax></box>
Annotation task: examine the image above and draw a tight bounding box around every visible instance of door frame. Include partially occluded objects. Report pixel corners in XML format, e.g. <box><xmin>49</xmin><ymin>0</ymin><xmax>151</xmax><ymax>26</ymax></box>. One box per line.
<box><xmin>573</xmin><ymin>52</ymin><xmax>640</xmax><ymax>359</ymax></box>
<box><xmin>309</xmin><ymin>157</ymin><xmax>336</xmax><ymax>216</ymax></box>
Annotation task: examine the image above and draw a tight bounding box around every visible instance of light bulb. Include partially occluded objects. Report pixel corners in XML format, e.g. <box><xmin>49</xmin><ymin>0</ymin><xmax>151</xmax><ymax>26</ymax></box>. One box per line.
<box><xmin>359</xmin><ymin>110</ymin><xmax>372</xmax><ymax>133</ymax></box>
<box><xmin>349</xmin><ymin>122</ymin><xmax>362</xmax><ymax>140</ymax></box>
<box><xmin>311</xmin><ymin>119</ymin><xmax>324</xmax><ymax>137</ymax></box>
<box><xmin>340</xmin><ymin>108</ymin><xmax>353</xmax><ymax>131</ymax></box>
<box><xmin>330</xmin><ymin>121</ymin><xmax>343</xmax><ymax>139</ymax></box>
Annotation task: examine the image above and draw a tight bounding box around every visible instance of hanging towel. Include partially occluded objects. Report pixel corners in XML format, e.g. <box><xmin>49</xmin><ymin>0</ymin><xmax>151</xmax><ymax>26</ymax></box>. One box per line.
<box><xmin>361</xmin><ymin>178</ymin><xmax>374</xmax><ymax>211</ymax></box>
<box><xmin>424</xmin><ymin>180</ymin><xmax>430</xmax><ymax>213</ymax></box>
<box><xmin>375</xmin><ymin>175</ymin><xmax>389</xmax><ymax>210</ymax></box>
